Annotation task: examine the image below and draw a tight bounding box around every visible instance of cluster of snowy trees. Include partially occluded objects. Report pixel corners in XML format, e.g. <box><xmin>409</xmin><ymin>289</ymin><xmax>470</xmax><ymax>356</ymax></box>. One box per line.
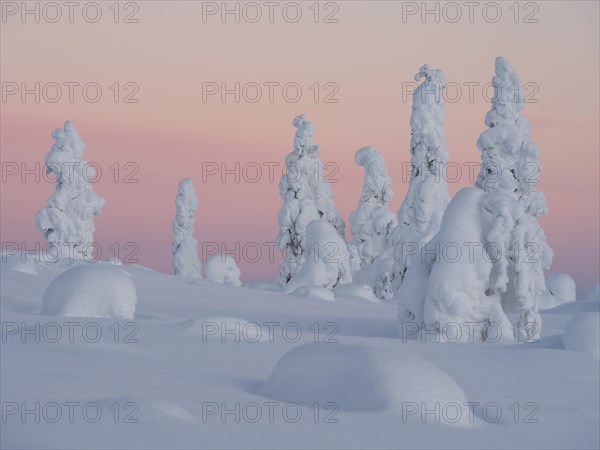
<box><xmin>275</xmin><ymin>57</ymin><xmax>552</xmax><ymax>342</ymax></box>
<box><xmin>37</xmin><ymin>57</ymin><xmax>553</xmax><ymax>341</ymax></box>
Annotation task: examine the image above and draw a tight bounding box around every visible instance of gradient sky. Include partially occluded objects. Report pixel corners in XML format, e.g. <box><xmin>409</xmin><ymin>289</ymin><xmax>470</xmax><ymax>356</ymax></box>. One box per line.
<box><xmin>1</xmin><ymin>1</ymin><xmax>598</xmax><ymax>292</ymax></box>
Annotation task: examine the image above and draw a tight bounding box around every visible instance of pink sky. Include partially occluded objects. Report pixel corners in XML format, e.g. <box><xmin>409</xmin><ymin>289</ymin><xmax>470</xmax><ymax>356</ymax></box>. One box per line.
<box><xmin>1</xmin><ymin>1</ymin><xmax>598</xmax><ymax>292</ymax></box>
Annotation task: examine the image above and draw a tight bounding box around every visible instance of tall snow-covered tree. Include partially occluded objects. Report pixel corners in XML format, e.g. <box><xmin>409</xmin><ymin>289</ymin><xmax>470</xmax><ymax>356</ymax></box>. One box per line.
<box><xmin>172</xmin><ymin>178</ymin><xmax>201</xmax><ymax>278</ymax></box>
<box><xmin>348</xmin><ymin>147</ymin><xmax>397</xmax><ymax>270</ymax></box>
<box><xmin>276</xmin><ymin>114</ymin><xmax>345</xmax><ymax>285</ymax></box>
<box><xmin>396</xmin><ymin>57</ymin><xmax>552</xmax><ymax>343</ymax></box>
<box><xmin>391</xmin><ymin>65</ymin><xmax>451</xmax><ymax>292</ymax></box>
<box><xmin>35</xmin><ymin>121</ymin><xmax>105</xmax><ymax>260</ymax></box>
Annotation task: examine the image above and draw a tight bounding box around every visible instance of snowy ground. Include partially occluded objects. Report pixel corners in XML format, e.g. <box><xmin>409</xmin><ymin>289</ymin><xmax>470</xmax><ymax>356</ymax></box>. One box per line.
<box><xmin>1</xmin><ymin>261</ymin><xmax>599</xmax><ymax>449</ymax></box>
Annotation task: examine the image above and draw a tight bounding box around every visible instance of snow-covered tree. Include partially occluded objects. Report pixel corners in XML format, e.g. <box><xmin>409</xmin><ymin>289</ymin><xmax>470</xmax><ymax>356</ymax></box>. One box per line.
<box><xmin>276</xmin><ymin>114</ymin><xmax>345</xmax><ymax>285</ymax></box>
<box><xmin>391</xmin><ymin>65</ymin><xmax>451</xmax><ymax>294</ymax></box>
<box><xmin>35</xmin><ymin>121</ymin><xmax>105</xmax><ymax>260</ymax></box>
<box><xmin>348</xmin><ymin>147</ymin><xmax>397</xmax><ymax>270</ymax></box>
<box><xmin>172</xmin><ymin>178</ymin><xmax>201</xmax><ymax>278</ymax></box>
<box><xmin>396</xmin><ymin>57</ymin><xmax>552</xmax><ymax>343</ymax></box>
<box><xmin>284</xmin><ymin>219</ymin><xmax>351</xmax><ymax>293</ymax></box>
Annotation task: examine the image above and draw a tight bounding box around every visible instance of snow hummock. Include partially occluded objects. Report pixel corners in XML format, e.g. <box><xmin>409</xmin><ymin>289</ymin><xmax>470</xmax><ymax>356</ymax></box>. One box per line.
<box><xmin>539</xmin><ymin>273</ymin><xmax>577</xmax><ymax>309</ymax></box>
<box><xmin>42</xmin><ymin>265</ymin><xmax>137</xmax><ymax>319</ymax></box>
<box><xmin>276</xmin><ymin>114</ymin><xmax>346</xmax><ymax>285</ymax></box>
<box><xmin>259</xmin><ymin>343</ymin><xmax>469</xmax><ymax>420</ymax></box>
<box><xmin>204</xmin><ymin>254</ymin><xmax>242</xmax><ymax>286</ymax></box>
<box><xmin>35</xmin><ymin>121</ymin><xmax>105</xmax><ymax>260</ymax></box>
<box><xmin>391</xmin><ymin>65</ymin><xmax>451</xmax><ymax>296</ymax></box>
<box><xmin>584</xmin><ymin>284</ymin><xmax>600</xmax><ymax>302</ymax></box>
<box><xmin>563</xmin><ymin>313</ymin><xmax>600</xmax><ymax>359</ymax></box>
<box><xmin>172</xmin><ymin>178</ymin><xmax>201</xmax><ymax>278</ymax></box>
<box><xmin>284</xmin><ymin>220</ymin><xmax>351</xmax><ymax>293</ymax></box>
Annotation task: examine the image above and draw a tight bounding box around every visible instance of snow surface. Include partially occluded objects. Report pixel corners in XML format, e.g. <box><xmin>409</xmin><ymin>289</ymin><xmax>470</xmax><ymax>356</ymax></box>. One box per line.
<box><xmin>41</xmin><ymin>264</ymin><xmax>137</xmax><ymax>319</ymax></box>
<box><xmin>1</xmin><ymin>261</ymin><xmax>598</xmax><ymax>449</ymax></box>
<box><xmin>563</xmin><ymin>313</ymin><xmax>600</xmax><ymax>359</ymax></box>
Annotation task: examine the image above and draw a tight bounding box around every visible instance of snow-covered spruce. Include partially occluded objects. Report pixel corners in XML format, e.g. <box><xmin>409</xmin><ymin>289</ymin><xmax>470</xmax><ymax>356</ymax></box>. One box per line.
<box><xmin>284</xmin><ymin>220</ymin><xmax>351</xmax><ymax>294</ymax></box>
<box><xmin>204</xmin><ymin>254</ymin><xmax>241</xmax><ymax>287</ymax></box>
<box><xmin>172</xmin><ymin>178</ymin><xmax>201</xmax><ymax>278</ymax></box>
<box><xmin>276</xmin><ymin>115</ymin><xmax>345</xmax><ymax>285</ymax></box>
<box><xmin>35</xmin><ymin>121</ymin><xmax>105</xmax><ymax>261</ymax></box>
<box><xmin>391</xmin><ymin>65</ymin><xmax>451</xmax><ymax>295</ymax></box>
<box><xmin>396</xmin><ymin>57</ymin><xmax>552</xmax><ymax>343</ymax></box>
<box><xmin>348</xmin><ymin>147</ymin><xmax>397</xmax><ymax>271</ymax></box>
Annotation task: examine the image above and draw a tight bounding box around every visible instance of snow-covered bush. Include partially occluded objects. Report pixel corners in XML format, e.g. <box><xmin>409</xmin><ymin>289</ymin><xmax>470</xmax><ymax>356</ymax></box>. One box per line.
<box><xmin>396</xmin><ymin>57</ymin><xmax>552</xmax><ymax>343</ymax></box>
<box><xmin>42</xmin><ymin>265</ymin><xmax>137</xmax><ymax>319</ymax></box>
<box><xmin>391</xmin><ymin>65</ymin><xmax>451</xmax><ymax>293</ymax></box>
<box><xmin>35</xmin><ymin>121</ymin><xmax>105</xmax><ymax>260</ymax></box>
<box><xmin>583</xmin><ymin>284</ymin><xmax>600</xmax><ymax>302</ymax></box>
<box><xmin>204</xmin><ymin>254</ymin><xmax>241</xmax><ymax>286</ymax></box>
<box><xmin>538</xmin><ymin>273</ymin><xmax>576</xmax><ymax>309</ymax></box>
<box><xmin>276</xmin><ymin>114</ymin><xmax>345</xmax><ymax>285</ymax></box>
<box><xmin>284</xmin><ymin>220</ymin><xmax>351</xmax><ymax>293</ymax></box>
<box><xmin>563</xmin><ymin>313</ymin><xmax>600</xmax><ymax>359</ymax></box>
<box><xmin>172</xmin><ymin>178</ymin><xmax>201</xmax><ymax>278</ymax></box>
<box><xmin>348</xmin><ymin>147</ymin><xmax>397</xmax><ymax>270</ymax></box>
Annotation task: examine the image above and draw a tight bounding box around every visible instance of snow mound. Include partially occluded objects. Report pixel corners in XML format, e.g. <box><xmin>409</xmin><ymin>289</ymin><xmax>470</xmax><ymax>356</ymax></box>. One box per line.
<box><xmin>2</xmin><ymin>255</ymin><xmax>38</xmax><ymax>275</ymax></box>
<box><xmin>584</xmin><ymin>284</ymin><xmax>600</xmax><ymax>302</ymax></box>
<box><xmin>290</xmin><ymin>285</ymin><xmax>335</xmax><ymax>302</ymax></box>
<box><xmin>42</xmin><ymin>265</ymin><xmax>137</xmax><ymax>319</ymax></box>
<box><xmin>563</xmin><ymin>313</ymin><xmax>600</xmax><ymax>359</ymax></box>
<box><xmin>546</xmin><ymin>273</ymin><xmax>576</xmax><ymax>303</ymax></box>
<box><xmin>333</xmin><ymin>283</ymin><xmax>379</xmax><ymax>303</ymax></box>
<box><xmin>259</xmin><ymin>343</ymin><xmax>469</xmax><ymax>421</ymax></box>
<box><xmin>204</xmin><ymin>254</ymin><xmax>241</xmax><ymax>286</ymax></box>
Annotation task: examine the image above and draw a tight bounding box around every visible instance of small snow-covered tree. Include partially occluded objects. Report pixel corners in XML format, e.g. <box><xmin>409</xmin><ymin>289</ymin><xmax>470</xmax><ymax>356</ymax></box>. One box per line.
<box><xmin>172</xmin><ymin>178</ymin><xmax>201</xmax><ymax>278</ymax></box>
<box><xmin>276</xmin><ymin>114</ymin><xmax>345</xmax><ymax>285</ymax></box>
<box><xmin>205</xmin><ymin>254</ymin><xmax>241</xmax><ymax>286</ymax></box>
<box><xmin>391</xmin><ymin>65</ymin><xmax>451</xmax><ymax>294</ymax></box>
<box><xmin>284</xmin><ymin>219</ymin><xmax>351</xmax><ymax>293</ymax></box>
<box><xmin>348</xmin><ymin>147</ymin><xmax>397</xmax><ymax>269</ymax></box>
<box><xmin>396</xmin><ymin>57</ymin><xmax>552</xmax><ymax>343</ymax></box>
<box><xmin>35</xmin><ymin>121</ymin><xmax>104</xmax><ymax>260</ymax></box>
